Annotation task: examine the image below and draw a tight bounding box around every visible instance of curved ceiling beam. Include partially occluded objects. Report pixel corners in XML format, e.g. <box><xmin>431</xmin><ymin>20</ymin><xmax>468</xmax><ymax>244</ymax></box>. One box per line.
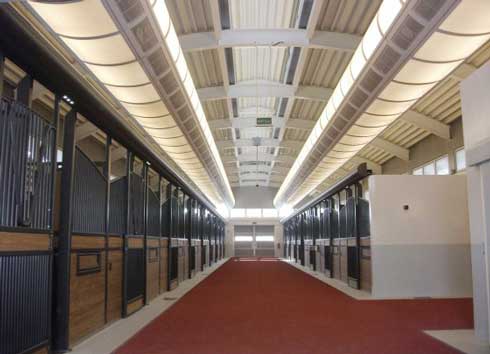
<box><xmin>209</xmin><ymin>117</ymin><xmax>315</xmax><ymax>130</ymax></box>
<box><xmin>217</xmin><ymin>138</ymin><xmax>303</xmax><ymax>150</ymax></box>
<box><xmin>179</xmin><ymin>29</ymin><xmax>361</xmax><ymax>53</ymax></box>
<box><xmin>222</xmin><ymin>154</ymin><xmax>295</xmax><ymax>165</ymax></box>
<box><xmin>197</xmin><ymin>81</ymin><xmax>332</xmax><ymax>101</ymax></box>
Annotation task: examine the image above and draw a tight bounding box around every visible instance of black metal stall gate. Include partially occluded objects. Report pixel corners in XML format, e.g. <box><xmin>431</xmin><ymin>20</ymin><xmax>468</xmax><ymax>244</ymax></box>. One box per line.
<box><xmin>282</xmin><ymin>164</ymin><xmax>371</xmax><ymax>290</ymax></box>
<box><xmin>0</xmin><ymin>95</ymin><xmax>57</xmax><ymax>354</ymax></box>
<box><xmin>0</xmin><ymin>33</ymin><xmax>226</xmax><ymax>353</ymax></box>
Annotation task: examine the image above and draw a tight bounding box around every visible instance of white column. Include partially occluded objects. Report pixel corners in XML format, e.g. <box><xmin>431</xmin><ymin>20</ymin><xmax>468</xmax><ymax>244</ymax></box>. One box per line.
<box><xmin>460</xmin><ymin>62</ymin><xmax>490</xmax><ymax>342</ymax></box>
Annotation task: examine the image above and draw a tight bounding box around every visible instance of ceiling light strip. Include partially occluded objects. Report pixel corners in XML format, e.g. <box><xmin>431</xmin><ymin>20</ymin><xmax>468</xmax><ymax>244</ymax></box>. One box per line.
<box><xmin>150</xmin><ymin>0</ymin><xmax>235</xmax><ymax>206</ymax></box>
<box><xmin>284</xmin><ymin>0</ymin><xmax>490</xmax><ymax>207</ymax></box>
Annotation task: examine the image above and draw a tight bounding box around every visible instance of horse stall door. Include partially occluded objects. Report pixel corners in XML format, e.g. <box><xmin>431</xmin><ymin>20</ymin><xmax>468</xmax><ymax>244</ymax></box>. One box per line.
<box><xmin>146</xmin><ymin>239</ymin><xmax>160</xmax><ymax>302</ymax></box>
<box><xmin>107</xmin><ymin>171</ymin><xmax>127</xmax><ymax>324</ymax></box>
<box><xmin>124</xmin><ymin>160</ymin><xmax>146</xmax><ymax>315</ymax></box>
<box><xmin>190</xmin><ymin>243</ymin><xmax>196</xmax><ymax>278</ymax></box>
<box><xmin>107</xmin><ymin>236</ymin><xmax>123</xmax><ymax>323</ymax></box>
<box><xmin>146</xmin><ymin>176</ymin><xmax>161</xmax><ymax>302</ymax></box>
<box><xmin>169</xmin><ymin>243</ymin><xmax>179</xmax><ymax>290</ymax></box>
<box><xmin>69</xmin><ymin>146</ymin><xmax>108</xmax><ymax>346</ymax></box>
<box><xmin>0</xmin><ymin>98</ymin><xmax>55</xmax><ymax>354</ymax></box>
<box><xmin>195</xmin><ymin>243</ymin><xmax>201</xmax><ymax>275</ymax></box>
<box><xmin>202</xmin><ymin>242</ymin><xmax>208</xmax><ymax>270</ymax></box>
<box><xmin>178</xmin><ymin>243</ymin><xmax>185</xmax><ymax>283</ymax></box>
<box><xmin>159</xmin><ymin>238</ymin><xmax>168</xmax><ymax>294</ymax></box>
<box><xmin>183</xmin><ymin>240</ymin><xmax>189</xmax><ymax>281</ymax></box>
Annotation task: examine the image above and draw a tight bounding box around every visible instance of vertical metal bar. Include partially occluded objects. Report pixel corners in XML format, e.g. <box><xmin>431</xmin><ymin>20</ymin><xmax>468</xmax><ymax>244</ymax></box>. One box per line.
<box><xmin>328</xmin><ymin>198</ymin><xmax>334</xmax><ymax>278</ymax></box>
<box><xmin>104</xmin><ymin>136</ymin><xmax>111</xmax><ymax>323</ymax></box>
<box><xmin>187</xmin><ymin>197</ymin><xmax>192</xmax><ymax>279</ymax></box>
<box><xmin>0</xmin><ymin>49</ymin><xmax>4</xmax><ymax>98</ymax></box>
<box><xmin>158</xmin><ymin>175</ymin><xmax>162</xmax><ymax>294</ymax></box>
<box><xmin>47</xmin><ymin>94</ymin><xmax>60</xmax><ymax>351</ymax></box>
<box><xmin>143</xmin><ymin>162</ymin><xmax>148</xmax><ymax>305</ymax></box>
<box><xmin>166</xmin><ymin>183</ymin><xmax>173</xmax><ymax>291</ymax></box>
<box><xmin>16</xmin><ymin>75</ymin><xmax>32</xmax><ymax>107</ymax></box>
<box><xmin>122</xmin><ymin>151</ymin><xmax>132</xmax><ymax>318</ymax></box>
<box><xmin>52</xmin><ymin>109</ymin><xmax>77</xmax><ymax>352</ymax></box>
<box><xmin>354</xmin><ymin>183</ymin><xmax>361</xmax><ymax>290</ymax></box>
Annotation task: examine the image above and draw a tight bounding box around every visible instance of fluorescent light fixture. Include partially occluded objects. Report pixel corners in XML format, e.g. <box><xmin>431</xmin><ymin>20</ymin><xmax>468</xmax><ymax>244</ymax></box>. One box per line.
<box><xmin>275</xmin><ymin>0</ymin><xmax>490</xmax><ymax>207</ymax></box>
<box><xmin>28</xmin><ymin>0</ymin><xmax>235</xmax><ymax>209</ymax></box>
<box><xmin>150</xmin><ymin>0</ymin><xmax>235</xmax><ymax>207</ymax></box>
<box><xmin>274</xmin><ymin>0</ymin><xmax>405</xmax><ymax>208</ymax></box>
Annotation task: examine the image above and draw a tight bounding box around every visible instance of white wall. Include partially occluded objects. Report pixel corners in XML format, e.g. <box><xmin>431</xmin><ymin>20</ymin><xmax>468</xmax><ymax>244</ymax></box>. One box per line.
<box><xmin>461</xmin><ymin>62</ymin><xmax>490</xmax><ymax>342</ymax></box>
<box><xmin>225</xmin><ymin>219</ymin><xmax>283</xmax><ymax>257</ymax></box>
<box><xmin>369</xmin><ymin>175</ymin><xmax>472</xmax><ymax>299</ymax></box>
<box><xmin>232</xmin><ymin>187</ymin><xmax>278</xmax><ymax>208</ymax></box>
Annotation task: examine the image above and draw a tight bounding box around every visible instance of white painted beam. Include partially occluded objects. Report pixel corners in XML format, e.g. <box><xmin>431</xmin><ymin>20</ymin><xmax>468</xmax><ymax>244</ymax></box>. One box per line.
<box><xmin>351</xmin><ymin>156</ymin><xmax>382</xmax><ymax>175</ymax></box>
<box><xmin>197</xmin><ymin>81</ymin><xmax>332</xmax><ymax>101</ymax></box>
<box><xmin>111</xmin><ymin>146</ymin><xmax>127</xmax><ymax>162</ymax></box>
<box><xmin>209</xmin><ymin>117</ymin><xmax>314</xmax><ymax>130</ymax></box>
<box><xmin>179</xmin><ymin>29</ymin><xmax>361</xmax><ymax>53</ymax></box>
<box><xmin>371</xmin><ymin>137</ymin><xmax>410</xmax><ymax>161</ymax></box>
<box><xmin>450</xmin><ymin>63</ymin><xmax>477</xmax><ymax>82</ymax></box>
<box><xmin>222</xmin><ymin>154</ymin><xmax>295</xmax><ymax>164</ymax></box>
<box><xmin>217</xmin><ymin>138</ymin><xmax>303</xmax><ymax>150</ymax></box>
<box><xmin>231</xmin><ymin>181</ymin><xmax>281</xmax><ymax>188</ymax></box>
<box><xmin>75</xmin><ymin>122</ymin><xmax>99</xmax><ymax>141</ymax></box>
<box><xmin>229</xmin><ymin>165</ymin><xmax>290</xmax><ymax>175</ymax></box>
<box><xmin>402</xmin><ymin>110</ymin><xmax>451</xmax><ymax>140</ymax></box>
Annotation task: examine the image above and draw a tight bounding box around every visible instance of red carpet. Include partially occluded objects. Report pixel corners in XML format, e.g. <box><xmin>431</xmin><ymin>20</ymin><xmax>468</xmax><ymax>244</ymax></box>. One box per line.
<box><xmin>115</xmin><ymin>258</ymin><xmax>473</xmax><ymax>354</ymax></box>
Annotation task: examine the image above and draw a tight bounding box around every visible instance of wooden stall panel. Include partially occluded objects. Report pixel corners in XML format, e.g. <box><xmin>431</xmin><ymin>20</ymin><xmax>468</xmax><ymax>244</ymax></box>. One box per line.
<box><xmin>178</xmin><ymin>246</ymin><xmax>185</xmax><ymax>283</ymax></box>
<box><xmin>332</xmin><ymin>240</ymin><xmax>341</xmax><ymax>280</ymax></box>
<box><xmin>127</xmin><ymin>298</ymin><xmax>143</xmax><ymax>315</ymax></box>
<box><xmin>169</xmin><ymin>246</ymin><xmax>179</xmax><ymax>290</ymax></box>
<box><xmin>72</xmin><ymin>235</ymin><xmax>105</xmax><ymax>249</ymax></box>
<box><xmin>183</xmin><ymin>241</ymin><xmax>189</xmax><ymax>281</ymax></box>
<box><xmin>0</xmin><ymin>232</ymin><xmax>50</xmax><ymax>251</ymax></box>
<box><xmin>340</xmin><ymin>242</ymin><xmax>348</xmax><ymax>283</ymax></box>
<box><xmin>69</xmin><ymin>251</ymin><xmax>105</xmax><ymax>345</ymax></box>
<box><xmin>195</xmin><ymin>245</ymin><xmax>201</xmax><ymax>275</ymax></box>
<box><xmin>107</xmin><ymin>250</ymin><xmax>123</xmax><ymax>323</ymax></box>
<box><xmin>160</xmin><ymin>239</ymin><xmax>168</xmax><ymax>294</ymax></box>
<box><xmin>109</xmin><ymin>236</ymin><xmax>123</xmax><ymax>248</ymax></box>
<box><xmin>360</xmin><ymin>238</ymin><xmax>372</xmax><ymax>292</ymax></box>
<box><xmin>147</xmin><ymin>239</ymin><xmax>160</xmax><ymax>302</ymax></box>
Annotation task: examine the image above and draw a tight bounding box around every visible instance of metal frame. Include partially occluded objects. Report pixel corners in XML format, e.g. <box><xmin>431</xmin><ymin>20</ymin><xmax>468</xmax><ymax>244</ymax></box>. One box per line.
<box><xmin>282</xmin><ymin>164</ymin><xmax>372</xmax><ymax>289</ymax></box>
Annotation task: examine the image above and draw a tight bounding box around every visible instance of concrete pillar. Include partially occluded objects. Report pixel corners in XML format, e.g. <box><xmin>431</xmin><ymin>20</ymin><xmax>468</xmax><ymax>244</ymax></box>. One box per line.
<box><xmin>460</xmin><ymin>62</ymin><xmax>490</xmax><ymax>342</ymax></box>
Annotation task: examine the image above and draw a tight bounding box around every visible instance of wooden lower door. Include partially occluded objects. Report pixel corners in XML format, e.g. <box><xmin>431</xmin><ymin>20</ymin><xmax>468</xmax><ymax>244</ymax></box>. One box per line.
<box><xmin>159</xmin><ymin>239</ymin><xmax>168</xmax><ymax>294</ymax></box>
<box><xmin>146</xmin><ymin>237</ymin><xmax>160</xmax><ymax>302</ymax></box>
<box><xmin>107</xmin><ymin>236</ymin><xmax>123</xmax><ymax>324</ymax></box>
<box><xmin>125</xmin><ymin>236</ymin><xmax>145</xmax><ymax>316</ymax></box>
<box><xmin>169</xmin><ymin>246</ymin><xmax>179</xmax><ymax>290</ymax></box>
<box><xmin>69</xmin><ymin>235</ymin><xmax>106</xmax><ymax>346</ymax></box>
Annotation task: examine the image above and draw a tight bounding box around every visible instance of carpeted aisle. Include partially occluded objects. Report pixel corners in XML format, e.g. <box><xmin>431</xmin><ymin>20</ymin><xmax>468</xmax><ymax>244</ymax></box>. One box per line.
<box><xmin>115</xmin><ymin>258</ymin><xmax>473</xmax><ymax>354</ymax></box>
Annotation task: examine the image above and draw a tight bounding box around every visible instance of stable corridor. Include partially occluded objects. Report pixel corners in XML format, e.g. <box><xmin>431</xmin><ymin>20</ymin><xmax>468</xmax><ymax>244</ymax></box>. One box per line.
<box><xmin>116</xmin><ymin>259</ymin><xmax>472</xmax><ymax>354</ymax></box>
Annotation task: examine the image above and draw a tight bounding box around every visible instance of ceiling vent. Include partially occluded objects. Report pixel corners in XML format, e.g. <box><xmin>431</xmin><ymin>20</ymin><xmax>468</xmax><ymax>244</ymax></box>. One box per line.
<box><xmin>285</xmin><ymin>47</ymin><xmax>301</xmax><ymax>85</ymax></box>
<box><xmin>232</xmin><ymin>98</ymin><xmax>239</xmax><ymax>117</ymax></box>
<box><xmin>225</xmin><ymin>48</ymin><xmax>235</xmax><ymax>85</ymax></box>
<box><xmin>115</xmin><ymin>0</ymin><xmax>144</xmax><ymax>22</ymax></box>
<box><xmin>147</xmin><ymin>48</ymin><xmax>168</xmax><ymax>76</ymax></box>
<box><xmin>298</xmin><ymin>0</ymin><xmax>314</xmax><ymax>29</ymax></box>
<box><xmin>278</xmin><ymin>98</ymin><xmax>288</xmax><ymax>117</ymax></box>
<box><xmin>414</xmin><ymin>0</ymin><xmax>447</xmax><ymax>21</ymax></box>
<box><xmin>131</xmin><ymin>18</ymin><xmax>158</xmax><ymax>52</ymax></box>
<box><xmin>159</xmin><ymin>73</ymin><xmax>179</xmax><ymax>95</ymax></box>
<box><xmin>392</xmin><ymin>16</ymin><xmax>424</xmax><ymax>50</ymax></box>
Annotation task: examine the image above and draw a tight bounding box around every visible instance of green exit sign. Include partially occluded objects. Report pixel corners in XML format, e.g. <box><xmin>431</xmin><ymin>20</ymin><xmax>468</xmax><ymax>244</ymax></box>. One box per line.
<box><xmin>256</xmin><ymin>117</ymin><xmax>272</xmax><ymax>126</ymax></box>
